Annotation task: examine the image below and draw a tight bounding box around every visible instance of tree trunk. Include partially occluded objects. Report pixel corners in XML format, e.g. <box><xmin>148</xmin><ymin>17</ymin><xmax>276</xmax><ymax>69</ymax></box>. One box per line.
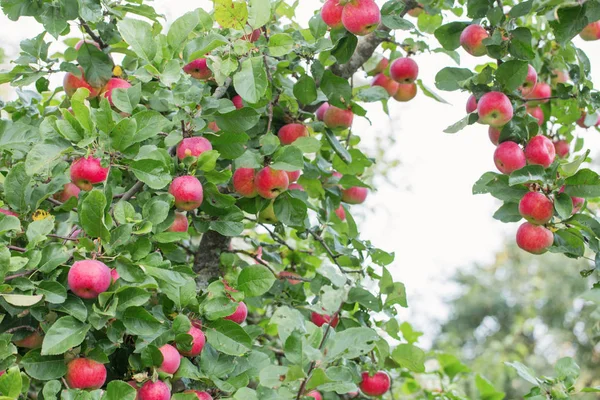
<box><xmin>193</xmin><ymin>230</ymin><xmax>231</xmax><ymax>288</ymax></box>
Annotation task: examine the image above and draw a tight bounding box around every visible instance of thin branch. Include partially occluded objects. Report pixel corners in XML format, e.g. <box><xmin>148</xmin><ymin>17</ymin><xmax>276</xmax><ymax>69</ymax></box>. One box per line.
<box><xmin>46</xmin><ymin>197</ymin><xmax>78</xmax><ymax>212</ymax></box>
<box><xmin>48</xmin><ymin>234</ymin><xmax>78</xmax><ymax>241</ymax></box>
<box><xmin>4</xmin><ymin>271</ymin><xmax>35</xmax><ymax>281</ymax></box>
<box><xmin>308</xmin><ymin>230</ymin><xmax>363</xmax><ymax>275</ymax></box>
<box><xmin>5</xmin><ymin>325</ymin><xmax>36</xmax><ymax>333</ymax></box>
<box><xmin>226</xmin><ymin>249</ymin><xmax>312</xmax><ymax>282</ymax></box>
<box><xmin>119</xmin><ymin>181</ymin><xmax>145</xmax><ymax>202</ymax></box>
<box><xmin>258</xmin><ymin>222</ymin><xmax>296</xmax><ymax>252</ymax></box>
<box><xmin>78</xmin><ymin>18</ymin><xmax>108</xmax><ymax>49</ymax></box>
<box><xmin>8</xmin><ymin>245</ymin><xmax>26</xmax><ymax>253</ymax></box>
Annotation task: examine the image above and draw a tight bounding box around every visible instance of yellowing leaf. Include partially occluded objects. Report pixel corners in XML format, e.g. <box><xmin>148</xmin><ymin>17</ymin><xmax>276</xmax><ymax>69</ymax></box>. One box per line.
<box><xmin>214</xmin><ymin>0</ymin><xmax>248</xmax><ymax>29</ymax></box>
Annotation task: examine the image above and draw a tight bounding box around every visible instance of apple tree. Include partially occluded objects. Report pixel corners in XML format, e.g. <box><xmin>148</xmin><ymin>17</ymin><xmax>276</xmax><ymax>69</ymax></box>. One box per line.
<box><xmin>0</xmin><ymin>0</ymin><xmax>600</xmax><ymax>399</ymax></box>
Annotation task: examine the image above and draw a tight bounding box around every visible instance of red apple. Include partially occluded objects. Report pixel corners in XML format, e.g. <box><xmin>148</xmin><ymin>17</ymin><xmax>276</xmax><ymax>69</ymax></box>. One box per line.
<box><xmin>341</xmin><ymin>186</ymin><xmax>368</xmax><ymax>204</ymax></box>
<box><xmin>341</xmin><ymin>0</ymin><xmax>381</xmax><ymax>36</ymax></box>
<box><xmin>242</xmin><ymin>29</ymin><xmax>261</xmax><ymax>43</ymax></box>
<box><xmin>279</xmin><ymin>271</ymin><xmax>302</xmax><ymax>285</ymax></box>
<box><xmin>520</xmin><ymin>65</ymin><xmax>538</xmax><ymax>96</ymax></box>
<box><xmin>110</xmin><ymin>269</ymin><xmax>119</xmax><ymax>283</ymax></box>
<box><xmin>316</xmin><ymin>103</ymin><xmax>330</xmax><ymax>121</ymax></box>
<box><xmin>70</xmin><ymin>156</ymin><xmax>109</xmax><ymax>191</ymax></box>
<box><xmin>168</xmin><ymin>213</ymin><xmax>189</xmax><ymax>232</ymax></box>
<box><xmin>493</xmin><ymin>141</ymin><xmax>526</xmax><ymax>174</ymax></box>
<box><xmin>551</xmin><ymin>69</ymin><xmax>569</xmax><ymax>85</ymax></box>
<box><xmin>0</xmin><ymin>208</ymin><xmax>18</xmax><ymax>217</ymax></box>
<box><xmin>224</xmin><ymin>302</ymin><xmax>248</xmax><ymax>324</ymax></box>
<box><xmin>255</xmin><ymin>167</ymin><xmax>289</xmax><ymax>199</ymax></box>
<box><xmin>323</xmin><ymin>106</ymin><xmax>354</xmax><ymax>129</ymax></box>
<box><xmin>54</xmin><ymin>183</ymin><xmax>81</xmax><ymax>203</ymax></box>
<box><xmin>65</xmin><ymin>358</ymin><xmax>107</xmax><ymax>390</ymax></box>
<box><xmin>184</xmin><ymin>390</ymin><xmax>213</xmax><ymax>400</ymax></box>
<box><xmin>307</xmin><ymin>391</ymin><xmax>323</xmax><ymax>400</ymax></box>
<box><xmin>138</xmin><ymin>380</ymin><xmax>171</xmax><ymax>400</ymax></box>
<box><xmin>466</xmin><ymin>95</ymin><xmax>478</xmax><ymax>113</ymax></box>
<box><xmin>232</xmin><ymin>95</ymin><xmax>243</xmax><ymax>109</ymax></box>
<box><xmin>158</xmin><ymin>344</ymin><xmax>181</xmax><ymax>374</ymax></box>
<box><xmin>13</xmin><ymin>331</ymin><xmax>43</xmax><ymax>349</ymax></box>
<box><xmin>177</xmin><ymin>325</ymin><xmax>206</xmax><ymax>357</ymax></box>
<box><xmin>527</xmin><ymin>106</ymin><xmax>544</xmax><ymax>126</ymax></box>
<box><xmin>288</xmin><ymin>183</ymin><xmax>304</xmax><ymax>191</ymax></box>
<box><xmin>311</xmin><ymin>312</ymin><xmax>339</xmax><ymax>328</ymax></box>
<box><xmin>169</xmin><ymin>176</ymin><xmax>203</xmax><ymax>211</ymax></box>
<box><xmin>233</xmin><ymin>168</ymin><xmax>258</xmax><ymax>198</ymax></box>
<box><xmin>360</xmin><ymin>371</ymin><xmax>391</xmax><ymax>396</ymax></box>
<box><xmin>371</xmin><ymin>57</ymin><xmax>389</xmax><ymax>75</ymax></box>
<box><xmin>389</xmin><ymin>57</ymin><xmax>418</xmax><ymax>84</ymax></box>
<box><xmin>183</xmin><ymin>59</ymin><xmax>212</xmax><ymax>80</ymax></box>
<box><xmin>519</xmin><ymin>192</ymin><xmax>553</xmax><ymax>224</ymax></box>
<box><xmin>334</xmin><ymin>205</ymin><xmax>346</xmax><ymax>220</ymax></box>
<box><xmin>477</xmin><ymin>91</ymin><xmax>513</xmax><ymax>128</ymax></box>
<box><xmin>321</xmin><ymin>0</ymin><xmax>344</xmax><ymax>28</ymax></box>
<box><xmin>176</xmin><ymin>137</ymin><xmax>213</xmax><ymax>160</ymax></box>
<box><xmin>75</xmin><ymin>40</ymin><xmax>101</xmax><ymax>51</ymax></box>
<box><xmin>371</xmin><ymin>73</ymin><xmax>399</xmax><ymax>96</ymax></box>
<box><xmin>580</xmin><ymin>21</ymin><xmax>600</xmax><ymax>41</ymax></box>
<box><xmin>576</xmin><ymin>113</ymin><xmax>600</xmax><ymax>128</ymax></box>
<box><xmin>278</xmin><ymin>123</ymin><xmax>309</xmax><ymax>145</ymax></box>
<box><xmin>516</xmin><ymin>222</ymin><xmax>554</xmax><ymax>254</ymax></box>
<box><xmin>460</xmin><ymin>25</ymin><xmax>489</xmax><ymax>57</ymax></box>
<box><xmin>572</xmin><ymin>197</ymin><xmax>585</xmax><ymax>214</ymax></box>
<box><xmin>393</xmin><ymin>83</ymin><xmax>417</xmax><ymax>102</ymax></box>
<box><xmin>68</xmin><ymin>260</ymin><xmax>112</xmax><ymax>299</ymax></box>
<box><xmin>63</xmin><ymin>67</ymin><xmax>100</xmax><ymax>98</ymax></box>
<box><xmin>553</xmin><ymin>140</ymin><xmax>569</xmax><ymax>158</ymax></box>
<box><xmin>525</xmin><ymin>135</ymin><xmax>555</xmax><ymax>168</ymax></box>
<box><xmin>101</xmin><ymin>78</ymin><xmax>132</xmax><ymax>107</ymax></box>
<box><xmin>208</xmin><ymin>121</ymin><xmax>220</xmax><ymax>132</ymax></box>
<box><xmin>286</xmin><ymin>170</ymin><xmax>301</xmax><ymax>183</ymax></box>
<box><xmin>489</xmin><ymin>127</ymin><xmax>501</xmax><ymax>146</ymax></box>
<box><xmin>524</xmin><ymin>82</ymin><xmax>551</xmax><ymax>105</ymax></box>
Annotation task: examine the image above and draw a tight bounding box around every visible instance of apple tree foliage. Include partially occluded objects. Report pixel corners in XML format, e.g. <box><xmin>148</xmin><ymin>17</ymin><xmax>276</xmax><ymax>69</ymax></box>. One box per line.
<box><xmin>0</xmin><ymin>0</ymin><xmax>599</xmax><ymax>399</ymax></box>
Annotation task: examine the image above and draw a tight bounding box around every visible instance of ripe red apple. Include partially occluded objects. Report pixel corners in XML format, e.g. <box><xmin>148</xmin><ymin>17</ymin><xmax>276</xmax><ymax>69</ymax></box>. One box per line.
<box><xmin>466</xmin><ymin>95</ymin><xmax>478</xmax><ymax>113</ymax></box>
<box><xmin>371</xmin><ymin>73</ymin><xmax>399</xmax><ymax>96</ymax></box>
<box><xmin>580</xmin><ymin>21</ymin><xmax>600</xmax><ymax>41</ymax></box>
<box><xmin>232</xmin><ymin>95</ymin><xmax>243</xmax><ymax>109</ymax></box>
<box><xmin>321</xmin><ymin>0</ymin><xmax>344</xmax><ymax>28</ymax></box>
<box><xmin>255</xmin><ymin>167</ymin><xmax>289</xmax><ymax>199</ymax></box>
<box><xmin>520</xmin><ymin>65</ymin><xmax>538</xmax><ymax>96</ymax></box>
<box><xmin>360</xmin><ymin>371</ymin><xmax>391</xmax><ymax>396</ymax></box>
<box><xmin>0</xmin><ymin>208</ymin><xmax>18</xmax><ymax>217</ymax></box>
<box><xmin>551</xmin><ymin>69</ymin><xmax>569</xmax><ymax>85</ymax></box>
<box><xmin>278</xmin><ymin>123</ymin><xmax>309</xmax><ymax>145</ymax></box>
<box><xmin>168</xmin><ymin>213</ymin><xmax>189</xmax><ymax>232</ymax></box>
<box><xmin>393</xmin><ymin>83</ymin><xmax>417</xmax><ymax>102</ymax></box>
<box><xmin>54</xmin><ymin>183</ymin><xmax>81</xmax><ymax>203</ymax></box>
<box><xmin>183</xmin><ymin>59</ymin><xmax>212</xmax><ymax>80</ymax></box>
<box><xmin>519</xmin><ymin>192</ymin><xmax>554</xmax><ymax>224</ymax></box>
<box><xmin>307</xmin><ymin>391</ymin><xmax>323</xmax><ymax>400</ymax></box>
<box><xmin>286</xmin><ymin>170</ymin><xmax>301</xmax><ymax>183</ymax></box>
<box><xmin>138</xmin><ymin>380</ymin><xmax>171</xmax><ymax>400</ymax></box>
<box><xmin>524</xmin><ymin>82</ymin><xmax>551</xmax><ymax>105</ymax></box>
<box><xmin>68</xmin><ymin>259</ymin><xmax>112</xmax><ymax>299</ymax></box>
<box><xmin>493</xmin><ymin>141</ymin><xmax>526</xmax><ymax>174</ymax></box>
<box><xmin>279</xmin><ymin>271</ymin><xmax>302</xmax><ymax>285</ymax></box>
<box><xmin>64</xmin><ymin>67</ymin><xmax>100</xmax><ymax>98</ymax></box>
<box><xmin>13</xmin><ymin>331</ymin><xmax>43</xmax><ymax>349</ymax></box>
<box><xmin>527</xmin><ymin>106</ymin><xmax>544</xmax><ymax>126</ymax></box>
<box><xmin>334</xmin><ymin>205</ymin><xmax>346</xmax><ymax>221</ymax></box>
<box><xmin>176</xmin><ymin>137</ymin><xmax>213</xmax><ymax>160</ymax></box>
<box><xmin>341</xmin><ymin>0</ymin><xmax>381</xmax><ymax>36</ymax></box>
<box><xmin>371</xmin><ymin>57</ymin><xmax>389</xmax><ymax>75</ymax></box>
<box><xmin>224</xmin><ymin>302</ymin><xmax>248</xmax><ymax>324</ymax></box>
<box><xmin>316</xmin><ymin>103</ymin><xmax>330</xmax><ymax>121</ymax></box>
<box><xmin>488</xmin><ymin>127</ymin><xmax>501</xmax><ymax>146</ymax></box>
<box><xmin>311</xmin><ymin>312</ymin><xmax>339</xmax><ymax>328</ymax></box>
<box><xmin>389</xmin><ymin>57</ymin><xmax>418</xmax><ymax>84</ymax></box>
<box><xmin>177</xmin><ymin>325</ymin><xmax>206</xmax><ymax>357</ymax></box>
<box><xmin>169</xmin><ymin>175</ymin><xmax>204</xmax><ymax>211</ymax></box>
<box><xmin>288</xmin><ymin>183</ymin><xmax>304</xmax><ymax>191</ymax></box>
<box><xmin>208</xmin><ymin>121</ymin><xmax>220</xmax><ymax>132</ymax></box>
<box><xmin>158</xmin><ymin>344</ymin><xmax>181</xmax><ymax>374</ymax></box>
<box><xmin>70</xmin><ymin>156</ymin><xmax>109</xmax><ymax>191</ymax></box>
<box><xmin>101</xmin><ymin>78</ymin><xmax>132</xmax><ymax>107</ymax></box>
<box><xmin>110</xmin><ymin>269</ymin><xmax>119</xmax><ymax>283</ymax></box>
<box><xmin>323</xmin><ymin>106</ymin><xmax>354</xmax><ymax>129</ymax></box>
<box><xmin>341</xmin><ymin>186</ymin><xmax>368</xmax><ymax>204</ymax></box>
<box><xmin>516</xmin><ymin>222</ymin><xmax>554</xmax><ymax>254</ymax></box>
<box><xmin>553</xmin><ymin>140</ymin><xmax>569</xmax><ymax>158</ymax></box>
<box><xmin>75</xmin><ymin>40</ymin><xmax>101</xmax><ymax>51</ymax></box>
<box><xmin>525</xmin><ymin>135</ymin><xmax>555</xmax><ymax>168</ymax></box>
<box><xmin>184</xmin><ymin>390</ymin><xmax>213</xmax><ymax>400</ymax></box>
<box><xmin>65</xmin><ymin>358</ymin><xmax>107</xmax><ymax>390</ymax></box>
<box><xmin>233</xmin><ymin>168</ymin><xmax>258</xmax><ymax>197</ymax></box>
<box><xmin>242</xmin><ymin>28</ymin><xmax>261</xmax><ymax>43</ymax></box>
<box><xmin>572</xmin><ymin>197</ymin><xmax>585</xmax><ymax>214</ymax></box>
<box><xmin>460</xmin><ymin>25</ymin><xmax>489</xmax><ymax>57</ymax></box>
<box><xmin>477</xmin><ymin>91</ymin><xmax>513</xmax><ymax>128</ymax></box>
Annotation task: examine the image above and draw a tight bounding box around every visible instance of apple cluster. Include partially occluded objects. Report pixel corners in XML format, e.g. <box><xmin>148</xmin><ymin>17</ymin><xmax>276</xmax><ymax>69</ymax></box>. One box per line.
<box><xmin>321</xmin><ymin>0</ymin><xmax>381</xmax><ymax>36</ymax></box>
<box><xmin>369</xmin><ymin>56</ymin><xmax>419</xmax><ymax>102</ymax></box>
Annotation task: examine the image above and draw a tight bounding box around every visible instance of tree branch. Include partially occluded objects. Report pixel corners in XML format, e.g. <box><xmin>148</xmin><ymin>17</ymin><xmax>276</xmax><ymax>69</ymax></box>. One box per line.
<box><xmin>78</xmin><ymin>18</ymin><xmax>108</xmax><ymax>49</ymax></box>
<box><xmin>193</xmin><ymin>230</ymin><xmax>232</xmax><ymax>288</ymax></box>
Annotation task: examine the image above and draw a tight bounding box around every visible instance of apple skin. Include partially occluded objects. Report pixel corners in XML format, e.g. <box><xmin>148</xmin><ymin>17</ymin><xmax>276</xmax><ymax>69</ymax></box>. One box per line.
<box><xmin>389</xmin><ymin>57</ymin><xmax>419</xmax><ymax>84</ymax></box>
<box><xmin>572</xmin><ymin>197</ymin><xmax>585</xmax><ymax>214</ymax></box>
<box><xmin>242</xmin><ymin>28</ymin><xmax>261</xmax><ymax>43</ymax></box>
<box><xmin>101</xmin><ymin>78</ymin><xmax>132</xmax><ymax>107</ymax></box>
<box><xmin>477</xmin><ymin>91</ymin><xmax>513</xmax><ymax>128</ymax></box>
<box><xmin>554</xmin><ymin>140</ymin><xmax>569</xmax><ymax>158</ymax></box>
<box><xmin>286</xmin><ymin>170</ymin><xmax>301</xmax><ymax>183</ymax></box>
<box><xmin>520</xmin><ymin>65</ymin><xmax>538</xmax><ymax>96</ymax></box>
<box><xmin>208</xmin><ymin>121</ymin><xmax>220</xmax><ymax>132</ymax></box>
<box><xmin>341</xmin><ymin>0</ymin><xmax>381</xmax><ymax>36</ymax></box>
<box><xmin>177</xmin><ymin>325</ymin><xmax>206</xmax><ymax>357</ymax></box>
<box><xmin>519</xmin><ymin>192</ymin><xmax>554</xmax><ymax>224</ymax></box>
<box><xmin>0</xmin><ymin>208</ymin><xmax>18</xmax><ymax>217</ymax></box>
<box><xmin>524</xmin><ymin>82</ymin><xmax>551</xmax><ymax>105</ymax></box>
<box><xmin>288</xmin><ymin>183</ymin><xmax>304</xmax><ymax>191</ymax></box>
<box><xmin>516</xmin><ymin>222</ymin><xmax>554</xmax><ymax>254</ymax></box>
<box><xmin>70</xmin><ymin>156</ymin><xmax>109</xmax><ymax>191</ymax></box>
<box><xmin>232</xmin><ymin>95</ymin><xmax>244</xmax><ymax>109</ymax></box>
<box><xmin>184</xmin><ymin>390</ymin><xmax>213</xmax><ymax>400</ymax></box>
<box><xmin>258</xmin><ymin>201</ymin><xmax>278</xmax><ymax>224</ymax></box>
<box><xmin>224</xmin><ymin>302</ymin><xmax>248</xmax><ymax>324</ymax></box>
<box><xmin>158</xmin><ymin>344</ymin><xmax>181</xmax><ymax>374</ymax></box>
<box><xmin>580</xmin><ymin>21</ymin><xmax>600</xmax><ymax>41</ymax></box>
<box><xmin>13</xmin><ymin>331</ymin><xmax>43</xmax><ymax>349</ymax></box>
<box><xmin>75</xmin><ymin>40</ymin><xmax>101</xmax><ymax>51</ymax></box>
<box><xmin>371</xmin><ymin>57</ymin><xmax>389</xmax><ymax>75</ymax></box>
<box><xmin>316</xmin><ymin>103</ymin><xmax>330</xmax><ymax>121</ymax></box>
<box><xmin>371</xmin><ymin>73</ymin><xmax>399</xmax><ymax>96</ymax></box>
<box><xmin>334</xmin><ymin>205</ymin><xmax>346</xmax><ymax>221</ymax></box>
<box><xmin>466</xmin><ymin>95</ymin><xmax>478</xmax><ymax>113</ymax></box>
<box><xmin>233</xmin><ymin>168</ymin><xmax>258</xmax><ymax>198</ymax></box>
<box><xmin>488</xmin><ymin>127</ymin><xmax>501</xmax><ymax>146</ymax></box>
<box><xmin>552</xmin><ymin>69</ymin><xmax>569</xmax><ymax>85</ymax></box>
<box><xmin>278</xmin><ymin>123</ymin><xmax>309</xmax><ymax>145</ymax></box>
<box><xmin>54</xmin><ymin>183</ymin><xmax>81</xmax><ymax>203</ymax></box>
<box><xmin>393</xmin><ymin>83</ymin><xmax>417</xmax><ymax>102</ymax></box>
<box><xmin>321</xmin><ymin>0</ymin><xmax>344</xmax><ymax>28</ymax></box>
<box><xmin>493</xmin><ymin>141</ymin><xmax>526</xmax><ymax>174</ymax></box>
<box><xmin>460</xmin><ymin>25</ymin><xmax>489</xmax><ymax>57</ymax></box>
<box><xmin>527</xmin><ymin>106</ymin><xmax>544</xmax><ymax>126</ymax></box>
<box><xmin>168</xmin><ymin>212</ymin><xmax>189</xmax><ymax>233</ymax></box>
<box><xmin>323</xmin><ymin>106</ymin><xmax>354</xmax><ymax>129</ymax></box>
<box><xmin>169</xmin><ymin>175</ymin><xmax>204</xmax><ymax>211</ymax></box>
<box><xmin>311</xmin><ymin>312</ymin><xmax>339</xmax><ymax>328</ymax></box>
<box><xmin>176</xmin><ymin>137</ymin><xmax>213</xmax><ymax>160</ymax></box>
<box><xmin>279</xmin><ymin>271</ymin><xmax>302</xmax><ymax>285</ymax></box>
<box><xmin>307</xmin><ymin>391</ymin><xmax>323</xmax><ymax>400</ymax></box>
<box><xmin>64</xmin><ymin>67</ymin><xmax>100</xmax><ymax>98</ymax></box>
<box><xmin>525</xmin><ymin>135</ymin><xmax>555</xmax><ymax>168</ymax></box>
<box><xmin>110</xmin><ymin>269</ymin><xmax>119</xmax><ymax>283</ymax></box>
<box><xmin>68</xmin><ymin>260</ymin><xmax>112</xmax><ymax>299</ymax></box>
<box><xmin>183</xmin><ymin>59</ymin><xmax>212</xmax><ymax>80</ymax></box>
<box><xmin>576</xmin><ymin>113</ymin><xmax>600</xmax><ymax>128</ymax></box>
<box><xmin>255</xmin><ymin>167</ymin><xmax>289</xmax><ymax>199</ymax></box>
<box><xmin>138</xmin><ymin>380</ymin><xmax>171</xmax><ymax>400</ymax></box>
<box><xmin>341</xmin><ymin>186</ymin><xmax>368</xmax><ymax>204</ymax></box>
<box><xmin>65</xmin><ymin>358</ymin><xmax>107</xmax><ymax>390</ymax></box>
<box><xmin>360</xmin><ymin>371</ymin><xmax>391</xmax><ymax>396</ymax></box>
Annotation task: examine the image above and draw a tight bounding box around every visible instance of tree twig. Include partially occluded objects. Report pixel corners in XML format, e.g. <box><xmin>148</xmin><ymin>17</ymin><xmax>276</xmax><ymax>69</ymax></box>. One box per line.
<box><xmin>8</xmin><ymin>245</ymin><xmax>26</xmax><ymax>253</ymax></box>
<box><xmin>4</xmin><ymin>271</ymin><xmax>35</xmax><ymax>281</ymax></box>
<box><xmin>78</xmin><ymin>18</ymin><xmax>108</xmax><ymax>49</ymax></box>
<box><xmin>308</xmin><ymin>230</ymin><xmax>363</xmax><ymax>275</ymax></box>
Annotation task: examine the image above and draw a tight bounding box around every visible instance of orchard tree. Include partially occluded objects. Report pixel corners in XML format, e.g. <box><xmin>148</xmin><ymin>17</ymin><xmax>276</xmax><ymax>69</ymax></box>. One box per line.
<box><xmin>1</xmin><ymin>0</ymin><xmax>600</xmax><ymax>399</ymax></box>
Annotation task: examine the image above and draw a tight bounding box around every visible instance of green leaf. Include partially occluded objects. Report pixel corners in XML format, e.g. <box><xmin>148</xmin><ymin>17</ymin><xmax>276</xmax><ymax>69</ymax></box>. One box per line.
<box><xmin>215</xmin><ymin>109</ymin><xmax>260</xmax><ymax>133</ymax></box>
<box><xmin>505</xmin><ymin>361</ymin><xmax>538</xmax><ymax>385</ymax></box>
<box><xmin>36</xmin><ymin>281</ymin><xmax>67</xmax><ymax>304</ymax></box>
<box><xmin>271</xmin><ymin>146</ymin><xmax>304</xmax><ymax>171</ymax></box>
<box><xmin>184</xmin><ymin>34</ymin><xmax>228</xmax><ymax>62</ymax></box>
<box><xmin>237</xmin><ymin>265</ymin><xmax>275</xmax><ymax>297</ymax></box>
<box><xmin>77</xmin><ymin>43</ymin><xmax>113</xmax><ymax>88</ymax></box>
<box><xmin>508</xmin><ymin>0</ymin><xmax>533</xmax><ymax>18</ymax></box>
<box><xmin>25</xmin><ymin>141</ymin><xmax>68</xmax><ymax>177</ymax></box>
<box><xmin>417</xmin><ymin>80</ymin><xmax>449</xmax><ymax>104</ymax></box>
<box><xmin>293</xmin><ymin>75</ymin><xmax>317</xmax><ymax>105</ymax></box>
<box><xmin>355</xmin><ymin>86</ymin><xmax>389</xmax><ymax>102</ymax></box>
<box><xmin>554</xmin><ymin>357</ymin><xmax>580</xmax><ymax>387</ymax></box>
<box><xmin>268</xmin><ymin>33</ymin><xmax>294</xmax><ymax>57</ymax></box>
<box><xmin>273</xmin><ymin>196</ymin><xmax>307</xmax><ymax>226</ymax></box>
<box><xmin>80</xmin><ymin>190</ymin><xmax>110</xmax><ymax>242</ymax></box>
<box><xmin>21</xmin><ymin>350</ymin><xmax>67</xmax><ymax>381</ymax></box>
<box><xmin>210</xmin><ymin>221</ymin><xmax>244</xmax><ymax>236</ymax></box>
<box><xmin>110</xmin><ymin>118</ymin><xmax>137</xmax><ymax>152</ymax></box>
<box><xmin>475</xmin><ymin>374</ymin><xmax>505</xmax><ymax>400</ymax></box>
<box><xmin>4</xmin><ymin>163</ymin><xmax>30</xmax><ymax>212</ymax></box>
<box><xmin>417</xmin><ymin>13</ymin><xmax>443</xmax><ymax>34</ymax></box>
<box><xmin>324</xmin><ymin>130</ymin><xmax>352</xmax><ymax>164</ymax></box>
<box><xmin>214</xmin><ymin>0</ymin><xmax>248</xmax><ymax>29</ymax></box>
<box><xmin>233</xmin><ymin>57</ymin><xmax>268</xmax><ymax>104</ymax></box>
<box><xmin>41</xmin><ymin>316</ymin><xmax>90</xmax><ymax>355</ymax></box>
<box><xmin>320</xmin><ymin>70</ymin><xmax>352</xmax><ymax>108</ymax></box>
<box><xmin>101</xmin><ymin>380</ymin><xmax>137</xmax><ymax>400</ymax></box>
<box><xmin>167</xmin><ymin>10</ymin><xmax>200</xmax><ymax>51</ymax></box>
<box><xmin>247</xmin><ymin>0</ymin><xmax>271</xmax><ymax>28</ymax></box>
<box><xmin>111</xmin><ymin>84</ymin><xmax>142</xmax><ymax>115</ymax></box>
<box><xmin>508</xmin><ymin>165</ymin><xmax>545</xmax><ymax>186</ymax></box>
<box><xmin>492</xmin><ymin>202</ymin><xmax>522</xmax><ymax>223</ymax></box>
<box><xmin>559</xmin><ymin>150</ymin><xmax>589</xmax><ymax>178</ymax></box>
<box><xmin>496</xmin><ymin>60</ymin><xmax>529</xmax><ymax>92</ymax></box>
<box><xmin>555</xmin><ymin>193</ymin><xmax>573</xmax><ymax>219</ymax></box>
<box><xmin>508</xmin><ymin>27</ymin><xmax>535</xmax><ymax>60</ymax></box>
<box><xmin>130</xmin><ymin>159</ymin><xmax>171</xmax><ymax>190</ymax></box>
<box><xmin>435</xmin><ymin>67</ymin><xmax>473</xmax><ymax>91</ymax></box>
<box><xmin>117</xmin><ymin>18</ymin><xmax>157</xmax><ymax>62</ymax></box>
<box><xmin>204</xmin><ymin>319</ymin><xmax>252</xmax><ymax>356</ymax></box>
<box><xmin>348</xmin><ymin>287</ymin><xmax>382</xmax><ymax>311</ymax></box>
<box><xmin>122</xmin><ymin>306</ymin><xmax>164</xmax><ymax>336</ymax></box>
<box><xmin>564</xmin><ymin>169</ymin><xmax>600</xmax><ymax>198</ymax></box>
<box><xmin>391</xmin><ymin>344</ymin><xmax>426</xmax><ymax>372</ymax></box>
<box><xmin>550</xmin><ymin>4</ymin><xmax>588</xmax><ymax>45</ymax></box>
<box><xmin>331</xmin><ymin>34</ymin><xmax>358</xmax><ymax>64</ymax></box>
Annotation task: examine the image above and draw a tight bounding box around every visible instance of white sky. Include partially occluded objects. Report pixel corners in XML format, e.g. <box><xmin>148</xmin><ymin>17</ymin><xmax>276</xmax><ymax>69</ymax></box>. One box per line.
<box><xmin>1</xmin><ymin>0</ymin><xmax>599</xmax><ymax>346</ymax></box>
